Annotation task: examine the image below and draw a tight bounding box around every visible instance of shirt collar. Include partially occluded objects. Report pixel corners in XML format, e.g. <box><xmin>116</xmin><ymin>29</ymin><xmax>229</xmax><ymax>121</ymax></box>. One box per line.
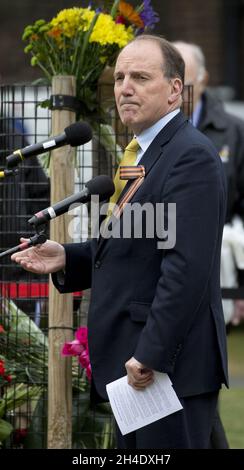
<box><xmin>136</xmin><ymin>109</ymin><xmax>180</xmax><ymax>154</ymax></box>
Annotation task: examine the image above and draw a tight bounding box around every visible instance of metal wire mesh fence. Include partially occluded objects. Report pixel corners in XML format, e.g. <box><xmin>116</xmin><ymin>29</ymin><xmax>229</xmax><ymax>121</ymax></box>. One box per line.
<box><xmin>0</xmin><ymin>83</ymin><xmax>193</xmax><ymax>449</ymax></box>
<box><xmin>0</xmin><ymin>84</ymin><xmax>118</xmax><ymax>448</ymax></box>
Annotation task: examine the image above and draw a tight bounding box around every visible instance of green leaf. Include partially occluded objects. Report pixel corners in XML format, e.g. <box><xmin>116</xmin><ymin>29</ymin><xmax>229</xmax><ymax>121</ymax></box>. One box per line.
<box><xmin>37</xmin><ymin>98</ymin><xmax>51</xmax><ymax>108</ymax></box>
<box><xmin>23</xmin><ymin>390</ymin><xmax>47</xmax><ymax>449</ymax></box>
<box><xmin>0</xmin><ymin>418</ymin><xmax>13</xmax><ymax>443</ymax></box>
<box><xmin>75</xmin><ymin>13</ymin><xmax>99</xmax><ymax>76</ymax></box>
<box><xmin>110</xmin><ymin>0</ymin><xmax>120</xmax><ymax>18</ymax></box>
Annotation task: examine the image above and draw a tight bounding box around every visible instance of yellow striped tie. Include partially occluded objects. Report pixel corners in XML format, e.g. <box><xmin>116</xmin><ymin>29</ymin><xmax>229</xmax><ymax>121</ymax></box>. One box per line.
<box><xmin>108</xmin><ymin>138</ymin><xmax>140</xmax><ymax>210</ymax></box>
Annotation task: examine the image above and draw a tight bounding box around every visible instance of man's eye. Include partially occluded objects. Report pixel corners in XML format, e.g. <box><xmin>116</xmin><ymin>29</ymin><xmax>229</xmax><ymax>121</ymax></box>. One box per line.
<box><xmin>135</xmin><ymin>75</ymin><xmax>148</xmax><ymax>81</ymax></box>
<box><xmin>115</xmin><ymin>76</ymin><xmax>123</xmax><ymax>82</ymax></box>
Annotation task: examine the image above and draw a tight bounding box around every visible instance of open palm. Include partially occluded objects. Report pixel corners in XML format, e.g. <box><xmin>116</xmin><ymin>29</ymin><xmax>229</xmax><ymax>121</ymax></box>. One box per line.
<box><xmin>11</xmin><ymin>238</ymin><xmax>65</xmax><ymax>274</ymax></box>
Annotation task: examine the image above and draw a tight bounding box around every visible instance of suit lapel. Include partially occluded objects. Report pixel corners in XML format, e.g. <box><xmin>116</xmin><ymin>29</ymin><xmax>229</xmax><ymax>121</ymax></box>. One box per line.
<box><xmin>95</xmin><ymin>112</ymin><xmax>187</xmax><ymax>257</ymax></box>
<box><xmin>118</xmin><ymin>111</ymin><xmax>187</xmax><ymax>200</ymax></box>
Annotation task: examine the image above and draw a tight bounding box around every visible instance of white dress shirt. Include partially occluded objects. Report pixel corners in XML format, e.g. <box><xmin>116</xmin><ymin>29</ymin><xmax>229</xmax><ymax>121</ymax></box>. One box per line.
<box><xmin>135</xmin><ymin>109</ymin><xmax>180</xmax><ymax>164</ymax></box>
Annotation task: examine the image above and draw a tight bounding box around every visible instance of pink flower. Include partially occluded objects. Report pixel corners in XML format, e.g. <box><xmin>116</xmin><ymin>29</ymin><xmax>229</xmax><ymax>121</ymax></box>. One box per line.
<box><xmin>0</xmin><ymin>325</ymin><xmax>5</xmax><ymax>333</ymax></box>
<box><xmin>78</xmin><ymin>349</ymin><xmax>90</xmax><ymax>369</ymax></box>
<box><xmin>75</xmin><ymin>327</ymin><xmax>88</xmax><ymax>346</ymax></box>
<box><xmin>62</xmin><ymin>339</ymin><xmax>85</xmax><ymax>357</ymax></box>
<box><xmin>85</xmin><ymin>363</ymin><xmax>92</xmax><ymax>381</ymax></box>
<box><xmin>62</xmin><ymin>326</ymin><xmax>91</xmax><ymax>381</ymax></box>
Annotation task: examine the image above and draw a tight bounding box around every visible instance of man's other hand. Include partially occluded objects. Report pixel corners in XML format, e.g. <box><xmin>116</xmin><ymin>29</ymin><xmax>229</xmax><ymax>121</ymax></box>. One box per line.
<box><xmin>125</xmin><ymin>356</ymin><xmax>154</xmax><ymax>390</ymax></box>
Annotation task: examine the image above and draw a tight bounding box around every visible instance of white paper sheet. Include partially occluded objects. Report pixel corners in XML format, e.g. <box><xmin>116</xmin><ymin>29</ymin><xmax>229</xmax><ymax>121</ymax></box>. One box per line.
<box><xmin>106</xmin><ymin>372</ymin><xmax>183</xmax><ymax>435</ymax></box>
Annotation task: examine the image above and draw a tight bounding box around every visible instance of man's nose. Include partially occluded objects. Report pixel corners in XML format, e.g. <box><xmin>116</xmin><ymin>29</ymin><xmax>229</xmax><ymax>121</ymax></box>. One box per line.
<box><xmin>121</xmin><ymin>77</ymin><xmax>134</xmax><ymax>95</ymax></box>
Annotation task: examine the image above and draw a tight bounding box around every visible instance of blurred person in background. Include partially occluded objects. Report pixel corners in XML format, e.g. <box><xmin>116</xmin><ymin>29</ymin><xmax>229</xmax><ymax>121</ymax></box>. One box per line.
<box><xmin>173</xmin><ymin>40</ymin><xmax>244</xmax><ymax>448</ymax></box>
<box><xmin>173</xmin><ymin>41</ymin><xmax>244</xmax><ymax>328</ymax></box>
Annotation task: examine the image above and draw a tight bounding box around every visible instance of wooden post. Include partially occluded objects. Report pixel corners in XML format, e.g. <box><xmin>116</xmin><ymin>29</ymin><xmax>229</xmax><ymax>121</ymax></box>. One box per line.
<box><xmin>48</xmin><ymin>75</ymin><xmax>76</xmax><ymax>448</ymax></box>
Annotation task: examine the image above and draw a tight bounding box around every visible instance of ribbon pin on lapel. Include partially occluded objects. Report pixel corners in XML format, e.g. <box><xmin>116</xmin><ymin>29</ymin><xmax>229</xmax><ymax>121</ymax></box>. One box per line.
<box><xmin>113</xmin><ymin>164</ymin><xmax>146</xmax><ymax>218</ymax></box>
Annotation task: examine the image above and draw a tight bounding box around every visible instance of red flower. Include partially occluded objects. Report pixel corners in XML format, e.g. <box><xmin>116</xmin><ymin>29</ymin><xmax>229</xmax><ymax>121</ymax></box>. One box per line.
<box><xmin>0</xmin><ymin>360</ymin><xmax>6</xmax><ymax>375</ymax></box>
<box><xmin>0</xmin><ymin>324</ymin><xmax>5</xmax><ymax>333</ymax></box>
<box><xmin>4</xmin><ymin>374</ymin><xmax>12</xmax><ymax>383</ymax></box>
<box><xmin>115</xmin><ymin>15</ymin><xmax>126</xmax><ymax>25</ymax></box>
<box><xmin>12</xmin><ymin>428</ymin><xmax>28</xmax><ymax>446</ymax></box>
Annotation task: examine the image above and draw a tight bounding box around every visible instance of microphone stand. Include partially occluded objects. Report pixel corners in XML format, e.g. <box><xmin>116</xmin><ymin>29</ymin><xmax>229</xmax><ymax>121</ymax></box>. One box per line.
<box><xmin>0</xmin><ymin>168</ymin><xmax>19</xmax><ymax>179</ymax></box>
<box><xmin>0</xmin><ymin>229</ymin><xmax>47</xmax><ymax>259</ymax></box>
<box><xmin>0</xmin><ymin>168</ymin><xmax>48</xmax><ymax>259</ymax></box>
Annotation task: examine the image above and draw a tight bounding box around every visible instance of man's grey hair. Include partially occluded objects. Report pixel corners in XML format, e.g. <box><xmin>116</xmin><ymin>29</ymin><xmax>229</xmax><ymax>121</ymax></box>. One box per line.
<box><xmin>172</xmin><ymin>41</ymin><xmax>206</xmax><ymax>82</ymax></box>
<box><xmin>120</xmin><ymin>34</ymin><xmax>185</xmax><ymax>85</ymax></box>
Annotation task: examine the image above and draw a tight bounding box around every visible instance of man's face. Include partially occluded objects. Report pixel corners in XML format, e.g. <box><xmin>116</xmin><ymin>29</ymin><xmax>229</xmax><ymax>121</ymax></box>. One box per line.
<box><xmin>174</xmin><ymin>44</ymin><xmax>207</xmax><ymax>110</ymax></box>
<box><xmin>114</xmin><ymin>41</ymin><xmax>182</xmax><ymax>135</ymax></box>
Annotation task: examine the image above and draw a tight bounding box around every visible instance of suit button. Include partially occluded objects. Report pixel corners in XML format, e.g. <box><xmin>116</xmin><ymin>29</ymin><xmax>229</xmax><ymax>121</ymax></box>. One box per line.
<box><xmin>95</xmin><ymin>260</ymin><xmax>101</xmax><ymax>269</ymax></box>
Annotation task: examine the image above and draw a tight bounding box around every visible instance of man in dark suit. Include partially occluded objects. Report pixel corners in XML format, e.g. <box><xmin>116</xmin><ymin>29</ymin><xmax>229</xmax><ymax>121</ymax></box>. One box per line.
<box><xmin>11</xmin><ymin>35</ymin><xmax>228</xmax><ymax>449</ymax></box>
<box><xmin>173</xmin><ymin>41</ymin><xmax>244</xmax><ymax>448</ymax></box>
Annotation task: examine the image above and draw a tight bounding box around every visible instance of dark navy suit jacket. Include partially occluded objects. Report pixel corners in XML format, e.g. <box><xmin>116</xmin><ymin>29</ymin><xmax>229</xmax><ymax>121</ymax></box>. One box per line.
<box><xmin>53</xmin><ymin>112</ymin><xmax>228</xmax><ymax>400</ymax></box>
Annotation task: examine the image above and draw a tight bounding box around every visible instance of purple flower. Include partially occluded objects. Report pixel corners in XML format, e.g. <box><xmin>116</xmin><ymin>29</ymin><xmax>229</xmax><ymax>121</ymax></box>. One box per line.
<box><xmin>140</xmin><ymin>0</ymin><xmax>159</xmax><ymax>30</ymax></box>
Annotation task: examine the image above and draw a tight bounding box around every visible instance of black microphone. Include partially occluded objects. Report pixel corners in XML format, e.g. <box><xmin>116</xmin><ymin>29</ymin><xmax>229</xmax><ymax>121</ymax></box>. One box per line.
<box><xmin>6</xmin><ymin>121</ymin><xmax>92</xmax><ymax>169</ymax></box>
<box><xmin>28</xmin><ymin>175</ymin><xmax>115</xmax><ymax>227</ymax></box>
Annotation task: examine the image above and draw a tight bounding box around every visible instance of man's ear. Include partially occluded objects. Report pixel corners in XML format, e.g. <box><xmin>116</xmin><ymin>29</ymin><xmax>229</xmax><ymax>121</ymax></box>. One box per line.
<box><xmin>168</xmin><ymin>78</ymin><xmax>183</xmax><ymax>105</ymax></box>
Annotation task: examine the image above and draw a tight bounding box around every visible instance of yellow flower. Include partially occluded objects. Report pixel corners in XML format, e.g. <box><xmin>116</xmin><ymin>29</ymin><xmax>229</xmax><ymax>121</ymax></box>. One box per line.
<box><xmin>90</xmin><ymin>13</ymin><xmax>133</xmax><ymax>47</ymax></box>
<box><xmin>50</xmin><ymin>8</ymin><xmax>95</xmax><ymax>37</ymax></box>
<box><xmin>22</xmin><ymin>1</ymin><xmax>158</xmax><ymax>120</ymax></box>
<box><xmin>79</xmin><ymin>8</ymin><xmax>96</xmax><ymax>30</ymax></box>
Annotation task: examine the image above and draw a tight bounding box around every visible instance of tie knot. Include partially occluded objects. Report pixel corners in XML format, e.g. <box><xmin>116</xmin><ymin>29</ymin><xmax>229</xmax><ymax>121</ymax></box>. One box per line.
<box><xmin>125</xmin><ymin>137</ymin><xmax>140</xmax><ymax>153</ymax></box>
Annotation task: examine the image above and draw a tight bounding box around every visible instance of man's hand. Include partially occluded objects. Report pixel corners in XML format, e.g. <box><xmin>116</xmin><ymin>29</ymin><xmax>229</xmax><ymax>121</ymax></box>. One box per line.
<box><xmin>125</xmin><ymin>357</ymin><xmax>154</xmax><ymax>390</ymax></box>
<box><xmin>11</xmin><ymin>238</ymin><xmax>65</xmax><ymax>274</ymax></box>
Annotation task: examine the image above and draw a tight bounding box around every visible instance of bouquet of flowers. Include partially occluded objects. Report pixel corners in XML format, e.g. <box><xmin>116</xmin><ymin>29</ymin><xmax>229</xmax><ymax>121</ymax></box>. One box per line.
<box><xmin>0</xmin><ymin>299</ymin><xmax>48</xmax><ymax>445</ymax></box>
<box><xmin>0</xmin><ymin>299</ymin><xmax>84</xmax><ymax>447</ymax></box>
<box><xmin>22</xmin><ymin>0</ymin><xmax>159</xmax><ymax>120</ymax></box>
<box><xmin>0</xmin><ymin>299</ymin><xmax>114</xmax><ymax>448</ymax></box>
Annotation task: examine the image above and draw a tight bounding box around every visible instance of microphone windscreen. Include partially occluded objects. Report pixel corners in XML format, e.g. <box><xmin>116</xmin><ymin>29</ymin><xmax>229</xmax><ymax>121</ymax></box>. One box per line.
<box><xmin>64</xmin><ymin>121</ymin><xmax>92</xmax><ymax>147</ymax></box>
<box><xmin>86</xmin><ymin>175</ymin><xmax>115</xmax><ymax>201</ymax></box>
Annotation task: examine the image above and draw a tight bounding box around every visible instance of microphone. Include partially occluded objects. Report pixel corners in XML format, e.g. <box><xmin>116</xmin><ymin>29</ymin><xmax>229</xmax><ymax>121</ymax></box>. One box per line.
<box><xmin>6</xmin><ymin>121</ymin><xmax>92</xmax><ymax>169</ymax></box>
<box><xmin>28</xmin><ymin>175</ymin><xmax>115</xmax><ymax>227</ymax></box>
<box><xmin>0</xmin><ymin>168</ymin><xmax>18</xmax><ymax>178</ymax></box>
<box><xmin>0</xmin><ymin>232</ymin><xmax>47</xmax><ymax>259</ymax></box>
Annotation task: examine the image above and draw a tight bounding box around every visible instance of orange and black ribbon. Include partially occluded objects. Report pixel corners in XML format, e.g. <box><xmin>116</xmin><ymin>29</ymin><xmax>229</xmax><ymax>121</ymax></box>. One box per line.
<box><xmin>113</xmin><ymin>165</ymin><xmax>145</xmax><ymax>218</ymax></box>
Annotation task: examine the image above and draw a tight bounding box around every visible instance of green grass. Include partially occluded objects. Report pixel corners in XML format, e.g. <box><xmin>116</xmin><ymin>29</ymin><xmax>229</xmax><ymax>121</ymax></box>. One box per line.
<box><xmin>219</xmin><ymin>325</ymin><xmax>244</xmax><ymax>448</ymax></box>
<box><xmin>227</xmin><ymin>325</ymin><xmax>244</xmax><ymax>377</ymax></box>
<box><xmin>220</xmin><ymin>388</ymin><xmax>244</xmax><ymax>448</ymax></box>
